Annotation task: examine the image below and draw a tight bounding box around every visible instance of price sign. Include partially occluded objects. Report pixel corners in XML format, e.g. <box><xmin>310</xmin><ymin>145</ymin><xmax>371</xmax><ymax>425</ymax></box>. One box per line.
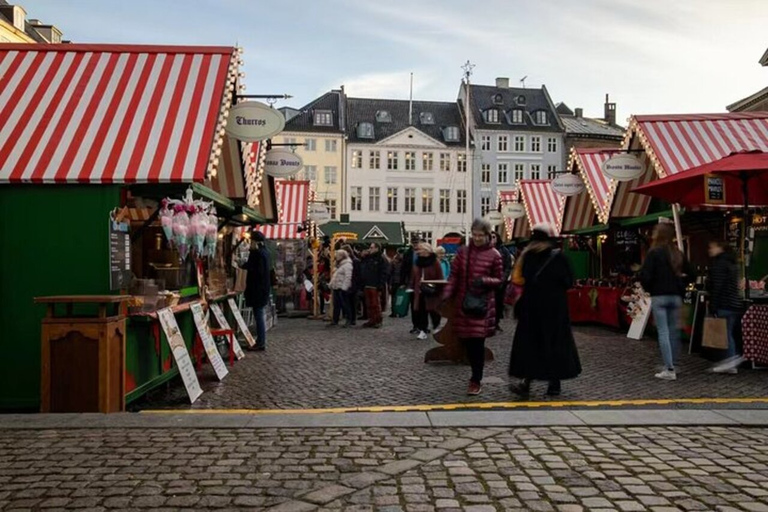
<box><xmin>210</xmin><ymin>303</ymin><xmax>245</xmax><ymax>360</ymax></box>
<box><xmin>109</xmin><ymin>220</ymin><xmax>131</xmax><ymax>290</ymax></box>
<box><xmin>157</xmin><ymin>308</ymin><xmax>203</xmax><ymax>403</ymax></box>
<box><xmin>228</xmin><ymin>298</ymin><xmax>257</xmax><ymax>348</ymax></box>
<box><xmin>704</xmin><ymin>174</ymin><xmax>725</xmax><ymax>204</ymax></box>
<box><xmin>190</xmin><ymin>303</ymin><xmax>229</xmax><ymax>381</ymax></box>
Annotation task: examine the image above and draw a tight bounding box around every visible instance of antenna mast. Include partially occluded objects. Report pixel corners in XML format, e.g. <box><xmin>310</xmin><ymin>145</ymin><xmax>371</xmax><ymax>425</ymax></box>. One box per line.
<box><xmin>408</xmin><ymin>72</ymin><xmax>414</xmax><ymax>125</ymax></box>
<box><xmin>461</xmin><ymin>60</ymin><xmax>475</xmax><ymax>241</ymax></box>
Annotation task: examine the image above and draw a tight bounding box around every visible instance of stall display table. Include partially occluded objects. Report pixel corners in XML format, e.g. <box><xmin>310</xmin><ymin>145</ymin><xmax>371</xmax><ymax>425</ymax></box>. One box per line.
<box><xmin>743</xmin><ymin>303</ymin><xmax>768</xmax><ymax>366</ymax></box>
<box><xmin>567</xmin><ymin>286</ymin><xmax>625</xmax><ymax>328</ymax></box>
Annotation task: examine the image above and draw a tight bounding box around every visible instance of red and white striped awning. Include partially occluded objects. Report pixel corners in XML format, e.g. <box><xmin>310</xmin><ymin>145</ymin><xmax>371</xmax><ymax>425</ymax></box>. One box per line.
<box><xmin>208</xmin><ymin>139</ymin><xmax>263</xmax><ymax>200</ymax></box>
<box><xmin>513</xmin><ymin>215</ymin><xmax>530</xmax><ymax>239</ymax></box>
<box><xmin>568</xmin><ymin>148</ymin><xmax>615</xmax><ymax>224</ymax></box>
<box><xmin>258</xmin><ymin>180</ymin><xmax>310</xmax><ymax>240</ymax></box>
<box><xmin>610</xmin><ymin>155</ymin><xmax>655</xmax><ymax>218</ymax></box>
<box><xmin>560</xmin><ymin>190</ymin><xmax>595</xmax><ymax>233</ymax></box>
<box><xmin>497</xmin><ymin>189</ymin><xmax>518</xmax><ymax>240</ymax></box>
<box><xmin>519</xmin><ymin>180</ymin><xmax>566</xmax><ymax>235</ymax></box>
<box><xmin>0</xmin><ymin>44</ymin><xmax>237</xmax><ymax>184</ymax></box>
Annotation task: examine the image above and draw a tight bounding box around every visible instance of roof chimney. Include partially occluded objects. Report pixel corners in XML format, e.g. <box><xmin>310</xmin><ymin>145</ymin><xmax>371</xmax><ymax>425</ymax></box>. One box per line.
<box><xmin>0</xmin><ymin>4</ymin><xmax>27</xmax><ymax>31</ymax></box>
<box><xmin>604</xmin><ymin>94</ymin><xmax>617</xmax><ymax>126</ymax></box>
<box><xmin>574</xmin><ymin>108</ymin><xmax>583</xmax><ymax>118</ymax></box>
<box><xmin>495</xmin><ymin>77</ymin><xmax>510</xmax><ymax>89</ymax></box>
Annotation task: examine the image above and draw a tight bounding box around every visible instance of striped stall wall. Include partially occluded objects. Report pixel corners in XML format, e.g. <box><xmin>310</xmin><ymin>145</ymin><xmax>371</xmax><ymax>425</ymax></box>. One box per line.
<box><xmin>561</xmin><ymin>191</ymin><xmax>595</xmax><ymax>233</ymax></box>
<box><xmin>519</xmin><ymin>180</ymin><xmax>566</xmax><ymax>235</ymax></box>
<box><xmin>0</xmin><ymin>44</ymin><xmax>237</xmax><ymax>184</ymax></box>
<box><xmin>610</xmin><ymin>153</ymin><xmax>655</xmax><ymax>218</ymax></box>
<box><xmin>258</xmin><ymin>180</ymin><xmax>310</xmax><ymax>240</ymax></box>
<box><xmin>497</xmin><ymin>189</ymin><xmax>518</xmax><ymax>240</ymax></box>
<box><xmin>569</xmin><ymin>148</ymin><xmax>615</xmax><ymax>224</ymax></box>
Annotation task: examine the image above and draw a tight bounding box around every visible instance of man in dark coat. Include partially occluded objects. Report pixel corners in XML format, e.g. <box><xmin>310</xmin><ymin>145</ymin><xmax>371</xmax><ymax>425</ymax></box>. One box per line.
<box><xmin>243</xmin><ymin>231</ymin><xmax>271</xmax><ymax>351</ymax></box>
<box><xmin>400</xmin><ymin>236</ymin><xmax>425</xmax><ymax>334</ymax></box>
<box><xmin>509</xmin><ymin>224</ymin><xmax>581</xmax><ymax>397</ymax></box>
<box><xmin>491</xmin><ymin>232</ymin><xmax>513</xmax><ymax>331</ymax></box>
<box><xmin>708</xmin><ymin>239</ymin><xmax>745</xmax><ymax>373</ymax></box>
<box><xmin>360</xmin><ymin>243</ymin><xmax>388</xmax><ymax>327</ymax></box>
<box><xmin>342</xmin><ymin>244</ymin><xmax>361</xmax><ymax>325</ymax></box>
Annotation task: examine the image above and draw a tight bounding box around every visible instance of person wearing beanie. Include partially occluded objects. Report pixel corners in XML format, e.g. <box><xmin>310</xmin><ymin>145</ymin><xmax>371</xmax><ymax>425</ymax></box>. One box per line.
<box><xmin>508</xmin><ymin>223</ymin><xmax>581</xmax><ymax>398</ymax></box>
<box><xmin>243</xmin><ymin>230</ymin><xmax>271</xmax><ymax>351</ymax></box>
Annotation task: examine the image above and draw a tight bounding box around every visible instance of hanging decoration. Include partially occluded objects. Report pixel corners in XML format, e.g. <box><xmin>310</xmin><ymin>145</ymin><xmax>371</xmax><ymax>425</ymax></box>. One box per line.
<box><xmin>159</xmin><ymin>188</ymin><xmax>220</xmax><ymax>262</ymax></box>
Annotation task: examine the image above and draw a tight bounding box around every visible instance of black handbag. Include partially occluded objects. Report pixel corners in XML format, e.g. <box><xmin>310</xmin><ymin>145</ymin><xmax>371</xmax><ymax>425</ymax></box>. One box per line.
<box><xmin>419</xmin><ymin>269</ymin><xmax>439</xmax><ymax>297</ymax></box>
<box><xmin>461</xmin><ymin>247</ymin><xmax>488</xmax><ymax>318</ymax></box>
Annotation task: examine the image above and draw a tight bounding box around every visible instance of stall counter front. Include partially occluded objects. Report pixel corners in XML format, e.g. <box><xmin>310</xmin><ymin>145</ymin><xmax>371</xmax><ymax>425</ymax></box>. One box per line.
<box><xmin>743</xmin><ymin>302</ymin><xmax>768</xmax><ymax>366</ymax></box>
<box><xmin>567</xmin><ymin>286</ymin><xmax>626</xmax><ymax>328</ymax></box>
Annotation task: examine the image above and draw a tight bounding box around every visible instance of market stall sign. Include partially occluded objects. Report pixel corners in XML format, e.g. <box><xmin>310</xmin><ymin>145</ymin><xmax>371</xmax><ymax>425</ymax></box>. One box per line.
<box><xmin>109</xmin><ymin>220</ymin><xmax>131</xmax><ymax>290</ymax></box>
<box><xmin>157</xmin><ymin>308</ymin><xmax>203</xmax><ymax>403</ymax></box>
<box><xmin>601</xmin><ymin>154</ymin><xmax>645</xmax><ymax>181</ymax></box>
<box><xmin>501</xmin><ymin>203</ymin><xmax>526</xmax><ymax>219</ymax></box>
<box><xmin>225</xmin><ymin>101</ymin><xmax>285</xmax><ymax>142</ymax></box>
<box><xmin>551</xmin><ymin>173</ymin><xmax>586</xmax><ymax>196</ymax></box>
<box><xmin>264</xmin><ymin>149</ymin><xmax>303</xmax><ymax>178</ymax></box>
<box><xmin>210</xmin><ymin>303</ymin><xmax>245</xmax><ymax>360</ymax></box>
<box><xmin>189</xmin><ymin>303</ymin><xmax>229</xmax><ymax>381</ymax></box>
<box><xmin>227</xmin><ymin>298</ymin><xmax>256</xmax><ymax>347</ymax></box>
<box><xmin>704</xmin><ymin>174</ymin><xmax>725</xmax><ymax>204</ymax></box>
<box><xmin>483</xmin><ymin>211</ymin><xmax>504</xmax><ymax>226</ymax></box>
<box><xmin>308</xmin><ymin>202</ymin><xmax>331</xmax><ymax>226</ymax></box>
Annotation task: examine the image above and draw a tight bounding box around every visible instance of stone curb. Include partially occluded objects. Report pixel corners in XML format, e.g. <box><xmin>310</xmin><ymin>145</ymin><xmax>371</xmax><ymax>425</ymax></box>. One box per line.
<box><xmin>1</xmin><ymin>409</ymin><xmax>768</xmax><ymax>429</ymax></box>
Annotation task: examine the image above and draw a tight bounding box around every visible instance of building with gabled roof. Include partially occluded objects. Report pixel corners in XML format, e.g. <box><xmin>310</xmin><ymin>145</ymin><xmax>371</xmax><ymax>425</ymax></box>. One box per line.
<box><xmin>727</xmin><ymin>46</ymin><xmax>768</xmax><ymax>112</ymax></box>
<box><xmin>0</xmin><ymin>1</ymin><xmax>63</xmax><ymax>43</ymax></box>
<box><xmin>556</xmin><ymin>95</ymin><xmax>625</xmax><ymax>152</ymax></box>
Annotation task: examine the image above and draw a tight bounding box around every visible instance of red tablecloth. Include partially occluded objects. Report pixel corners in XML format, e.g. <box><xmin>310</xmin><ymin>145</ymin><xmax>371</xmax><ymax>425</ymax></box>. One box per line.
<box><xmin>743</xmin><ymin>304</ymin><xmax>768</xmax><ymax>365</ymax></box>
<box><xmin>567</xmin><ymin>286</ymin><xmax>625</xmax><ymax>328</ymax></box>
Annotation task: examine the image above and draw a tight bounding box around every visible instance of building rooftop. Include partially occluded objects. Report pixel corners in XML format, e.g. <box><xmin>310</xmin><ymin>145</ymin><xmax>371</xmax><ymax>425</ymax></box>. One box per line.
<box><xmin>282</xmin><ymin>90</ymin><xmax>346</xmax><ymax>134</ymax></box>
<box><xmin>560</xmin><ymin>115</ymin><xmax>624</xmax><ymax>139</ymax></box>
<box><xmin>465</xmin><ymin>82</ymin><xmax>563</xmax><ymax>133</ymax></box>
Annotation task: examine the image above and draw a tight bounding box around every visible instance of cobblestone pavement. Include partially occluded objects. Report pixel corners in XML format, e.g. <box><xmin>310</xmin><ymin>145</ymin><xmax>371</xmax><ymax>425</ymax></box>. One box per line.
<box><xmin>2</xmin><ymin>425</ymin><xmax>768</xmax><ymax>511</ymax></box>
<box><xmin>134</xmin><ymin>316</ymin><xmax>768</xmax><ymax>411</ymax></box>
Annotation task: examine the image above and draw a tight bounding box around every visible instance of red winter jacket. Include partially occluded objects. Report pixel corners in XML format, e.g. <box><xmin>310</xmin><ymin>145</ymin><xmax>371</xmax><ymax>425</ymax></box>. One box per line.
<box><xmin>443</xmin><ymin>243</ymin><xmax>503</xmax><ymax>339</ymax></box>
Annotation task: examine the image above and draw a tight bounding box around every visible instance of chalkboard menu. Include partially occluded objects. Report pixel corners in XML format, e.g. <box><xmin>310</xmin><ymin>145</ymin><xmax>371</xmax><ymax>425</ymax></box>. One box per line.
<box><xmin>727</xmin><ymin>217</ymin><xmax>743</xmax><ymax>262</ymax></box>
<box><xmin>705</xmin><ymin>175</ymin><xmax>725</xmax><ymax>204</ymax></box>
<box><xmin>110</xmin><ymin>220</ymin><xmax>132</xmax><ymax>290</ymax></box>
<box><xmin>615</xmin><ymin>229</ymin><xmax>639</xmax><ymax>249</ymax></box>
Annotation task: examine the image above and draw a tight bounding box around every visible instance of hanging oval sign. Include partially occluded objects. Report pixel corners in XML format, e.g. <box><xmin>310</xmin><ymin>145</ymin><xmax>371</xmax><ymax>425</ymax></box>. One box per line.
<box><xmin>551</xmin><ymin>173</ymin><xmax>586</xmax><ymax>196</ymax></box>
<box><xmin>502</xmin><ymin>203</ymin><xmax>526</xmax><ymax>219</ymax></box>
<box><xmin>225</xmin><ymin>101</ymin><xmax>286</xmax><ymax>142</ymax></box>
<box><xmin>308</xmin><ymin>202</ymin><xmax>331</xmax><ymax>226</ymax></box>
<box><xmin>601</xmin><ymin>154</ymin><xmax>645</xmax><ymax>182</ymax></box>
<box><xmin>483</xmin><ymin>211</ymin><xmax>504</xmax><ymax>226</ymax></box>
<box><xmin>264</xmin><ymin>149</ymin><xmax>303</xmax><ymax>178</ymax></box>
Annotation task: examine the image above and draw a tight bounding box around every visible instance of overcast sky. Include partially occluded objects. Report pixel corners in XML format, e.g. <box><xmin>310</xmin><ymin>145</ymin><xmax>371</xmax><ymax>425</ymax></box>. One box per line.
<box><xmin>20</xmin><ymin>0</ymin><xmax>768</xmax><ymax>122</ymax></box>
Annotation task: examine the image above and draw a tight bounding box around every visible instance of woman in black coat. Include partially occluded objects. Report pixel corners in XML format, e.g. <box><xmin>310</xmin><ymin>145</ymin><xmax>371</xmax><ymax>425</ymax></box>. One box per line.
<box><xmin>509</xmin><ymin>224</ymin><xmax>581</xmax><ymax>398</ymax></box>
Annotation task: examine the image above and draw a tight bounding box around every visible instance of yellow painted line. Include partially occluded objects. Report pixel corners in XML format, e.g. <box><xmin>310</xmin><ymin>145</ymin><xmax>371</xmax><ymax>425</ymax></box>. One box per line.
<box><xmin>140</xmin><ymin>397</ymin><xmax>768</xmax><ymax>415</ymax></box>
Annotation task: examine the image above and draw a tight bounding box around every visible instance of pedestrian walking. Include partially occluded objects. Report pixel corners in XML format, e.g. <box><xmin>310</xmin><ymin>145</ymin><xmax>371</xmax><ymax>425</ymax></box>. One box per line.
<box><xmin>342</xmin><ymin>244</ymin><xmax>361</xmax><ymax>325</ymax></box>
<box><xmin>639</xmin><ymin>223</ymin><xmax>695</xmax><ymax>380</ymax></box>
<box><xmin>443</xmin><ymin>218</ymin><xmax>503</xmax><ymax>396</ymax></box>
<box><xmin>361</xmin><ymin>243</ymin><xmax>387</xmax><ymax>328</ymax></box>
<box><xmin>707</xmin><ymin>239</ymin><xmax>745</xmax><ymax>374</ymax></box>
<box><xmin>389</xmin><ymin>251</ymin><xmax>404</xmax><ymax>318</ymax></box>
<box><xmin>436</xmin><ymin>246</ymin><xmax>451</xmax><ymax>279</ymax></box>
<box><xmin>328</xmin><ymin>249</ymin><xmax>354</xmax><ymax>327</ymax></box>
<box><xmin>508</xmin><ymin>223</ymin><xmax>581</xmax><ymax>398</ymax></box>
<box><xmin>400</xmin><ymin>236</ymin><xmax>424</xmax><ymax>334</ymax></box>
<box><xmin>242</xmin><ymin>231</ymin><xmax>270</xmax><ymax>351</ymax></box>
<box><xmin>491</xmin><ymin>232</ymin><xmax>513</xmax><ymax>332</ymax></box>
<box><xmin>411</xmin><ymin>242</ymin><xmax>444</xmax><ymax>340</ymax></box>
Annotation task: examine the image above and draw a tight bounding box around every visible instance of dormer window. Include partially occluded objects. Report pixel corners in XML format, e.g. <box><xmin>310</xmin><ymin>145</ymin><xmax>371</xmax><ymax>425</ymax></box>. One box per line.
<box><xmin>357</xmin><ymin>122</ymin><xmax>375</xmax><ymax>139</ymax></box>
<box><xmin>376</xmin><ymin>110</ymin><xmax>392</xmax><ymax>123</ymax></box>
<box><xmin>510</xmin><ymin>109</ymin><xmax>524</xmax><ymax>124</ymax></box>
<box><xmin>485</xmin><ymin>109</ymin><xmax>500</xmax><ymax>124</ymax></box>
<box><xmin>492</xmin><ymin>93</ymin><xmax>504</xmax><ymax>105</ymax></box>
<box><xmin>534</xmin><ymin>110</ymin><xmax>548</xmax><ymax>125</ymax></box>
<box><xmin>515</xmin><ymin>95</ymin><xmax>527</xmax><ymax>106</ymax></box>
<box><xmin>443</xmin><ymin>126</ymin><xmax>460</xmax><ymax>142</ymax></box>
<box><xmin>314</xmin><ymin>110</ymin><xmax>333</xmax><ymax>126</ymax></box>
<box><xmin>419</xmin><ymin>112</ymin><xmax>434</xmax><ymax>125</ymax></box>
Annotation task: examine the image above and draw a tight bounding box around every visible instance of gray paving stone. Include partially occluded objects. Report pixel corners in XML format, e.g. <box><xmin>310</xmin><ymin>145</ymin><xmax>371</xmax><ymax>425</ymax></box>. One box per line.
<box><xmin>302</xmin><ymin>485</ymin><xmax>356</xmax><ymax>505</ymax></box>
<box><xmin>377</xmin><ymin>460</ymin><xmax>422</xmax><ymax>476</ymax></box>
<box><xmin>573</xmin><ymin>410</ymin><xmax>737</xmax><ymax>426</ymax></box>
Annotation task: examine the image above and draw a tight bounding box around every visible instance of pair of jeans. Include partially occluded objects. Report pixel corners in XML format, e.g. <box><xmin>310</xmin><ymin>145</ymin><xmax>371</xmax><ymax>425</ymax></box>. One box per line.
<box><xmin>253</xmin><ymin>306</ymin><xmax>266</xmax><ymax>349</ymax></box>
<box><xmin>364</xmin><ymin>287</ymin><xmax>383</xmax><ymax>326</ymax></box>
<box><xmin>332</xmin><ymin>289</ymin><xmax>353</xmax><ymax>325</ymax></box>
<box><xmin>462</xmin><ymin>337</ymin><xmax>486</xmax><ymax>384</ymax></box>
<box><xmin>716</xmin><ymin>309</ymin><xmax>742</xmax><ymax>360</ymax></box>
<box><xmin>651</xmin><ymin>295</ymin><xmax>682</xmax><ymax>370</ymax></box>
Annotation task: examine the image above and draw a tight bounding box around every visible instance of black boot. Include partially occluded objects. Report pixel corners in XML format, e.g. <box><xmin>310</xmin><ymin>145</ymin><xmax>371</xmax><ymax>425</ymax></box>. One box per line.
<box><xmin>546</xmin><ymin>380</ymin><xmax>561</xmax><ymax>396</ymax></box>
<box><xmin>510</xmin><ymin>378</ymin><xmax>531</xmax><ymax>399</ymax></box>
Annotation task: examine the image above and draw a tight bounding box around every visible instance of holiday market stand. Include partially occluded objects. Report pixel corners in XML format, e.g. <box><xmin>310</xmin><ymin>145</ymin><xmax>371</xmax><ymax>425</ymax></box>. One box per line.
<box><xmin>0</xmin><ymin>43</ymin><xmax>277</xmax><ymax>411</ymax></box>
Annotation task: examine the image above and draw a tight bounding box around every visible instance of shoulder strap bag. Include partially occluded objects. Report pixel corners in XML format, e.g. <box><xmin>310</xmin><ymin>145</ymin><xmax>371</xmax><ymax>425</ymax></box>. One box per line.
<box><xmin>461</xmin><ymin>246</ymin><xmax>488</xmax><ymax>318</ymax></box>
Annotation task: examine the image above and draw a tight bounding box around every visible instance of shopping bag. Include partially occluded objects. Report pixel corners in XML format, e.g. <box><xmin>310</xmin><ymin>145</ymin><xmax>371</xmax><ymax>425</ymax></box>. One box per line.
<box><xmin>393</xmin><ymin>288</ymin><xmax>411</xmax><ymax>317</ymax></box>
<box><xmin>702</xmin><ymin>316</ymin><xmax>729</xmax><ymax>350</ymax></box>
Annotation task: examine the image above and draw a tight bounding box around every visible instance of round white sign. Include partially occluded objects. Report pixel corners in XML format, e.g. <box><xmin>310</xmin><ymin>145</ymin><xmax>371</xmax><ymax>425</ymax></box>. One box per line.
<box><xmin>225</xmin><ymin>101</ymin><xmax>285</xmax><ymax>142</ymax></box>
<box><xmin>501</xmin><ymin>203</ymin><xmax>526</xmax><ymax>219</ymax></box>
<box><xmin>551</xmin><ymin>173</ymin><xmax>586</xmax><ymax>196</ymax></box>
<box><xmin>601</xmin><ymin>154</ymin><xmax>645</xmax><ymax>182</ymax></box>
<box><xmin>483</xmin><ymin>211</ymin><xmax>504</xmax><ymax>226</ymax></box>
<box><xmin>308</xmin><ymin>203</ymin><xmax>331</xmax><ymax>226</ymax></box>
<box><xmin>264</xmin><ymin>149</ymin><xmax>303</xmax><ymax>178</ymax></box>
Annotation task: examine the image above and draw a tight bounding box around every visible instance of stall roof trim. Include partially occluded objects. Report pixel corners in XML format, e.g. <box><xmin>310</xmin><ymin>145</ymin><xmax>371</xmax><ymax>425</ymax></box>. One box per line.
<box><xmin>568</xmin><ymin>148</ymin><xmax>615</xmax><ymax>224</ymax></box>
<box><xmin>518</xmin><ymin>179</ymin><xmax>566</xmax><ymax>235</ymax></box>
<box><xmin>0</xmin><ymin>43</ymin><xmax>237</xmax><ymax>184</ymax></box>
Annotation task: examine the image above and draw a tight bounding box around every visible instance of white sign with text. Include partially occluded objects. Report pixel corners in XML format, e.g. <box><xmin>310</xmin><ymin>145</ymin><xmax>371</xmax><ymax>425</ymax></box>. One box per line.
<box><xmin>228</xmin><ymin>298</ymin><xmax>257</xmax><ymax>348</ymax></box>
<box><xmin>551</xmin><ymin>173</ymin><xmax>586</xmax><ymax>196</ymax></box>
<box><xmin>602</xmin><ymin>154</ymin><xmax>645</xmax><ymax>182</ymax></box>
<box><xmin>264</xmin><ymin>149</ymin><xmax>303</xmax><ymax>178</ymax></box>
<box><xmin>225</xmin><ymin>101</ymin><xmax>285</xmax><ymax>142</ymax></box>
<box><xmin>157</xmin><ymin>308</ymin><xmax>203</xmax><ymax>403</ymax></box>
<box><xmin>190</xmin><ymin>302</ymin><xmax>229</xmax><ymax>381</ymax></box>
<box><xmin>210</xmin><ymin>303</ymin><xmax>245</xmax><ymax>360</ymax></box>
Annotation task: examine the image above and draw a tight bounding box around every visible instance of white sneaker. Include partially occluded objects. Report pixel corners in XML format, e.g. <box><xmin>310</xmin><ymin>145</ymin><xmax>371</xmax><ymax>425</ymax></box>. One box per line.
<box><xmin>417</xmin><ymin>331</ymin><xmax>428</xmax><ymax>340</ymax></box>
<box><xmin>712</xmin><ymin>366</ymin><xmax>738</xmax><ymax>374</ymax></box>
<box><xmin>654</xmin><ymin>369</ymin><xmax>677</xmax><ymax>381</ymax></box>
<box><xmin>433</xmin><ymin>325</ymin><xmax>443</xmax><ymax>334</ymax></box>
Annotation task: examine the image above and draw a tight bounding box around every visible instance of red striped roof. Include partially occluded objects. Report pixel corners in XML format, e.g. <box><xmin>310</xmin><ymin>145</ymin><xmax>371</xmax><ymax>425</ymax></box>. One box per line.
<box><xmin>611</xmin><ymin>154</ymin><xmax>655</xmax><ymax>218</ymax></box>
<box><xmin>519</xmin><ymin>180</ymin><xmax>566</xmax><ymax>235</ymax></box>
<box><xmin>0</xmin><ymin>43</ymin><xmax>237</xmax><ymax>184</ymax></box>
<box><xmin>497</xmin><ymin>189</ymin><xmax>518</xmax><ymax>240</ymax></box>
<box><xmin>568</xmin><ymin>148</ymin><xmax>615</xmax><ymax>224</ymax></box>
<box><xmin>259</xmin><ymin>180</ymin><xmax>310</xmax><ymax>240</ymax></box>
<box><xmin>561</xmin><ymin>190</ymin><xmax>595</xmax><ymax>233</ymax></box>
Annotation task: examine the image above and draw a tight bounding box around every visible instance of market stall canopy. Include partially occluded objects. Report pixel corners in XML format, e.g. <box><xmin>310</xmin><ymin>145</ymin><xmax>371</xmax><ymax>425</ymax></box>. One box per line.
<box><xmin>497</xmin><ymin>189</ymin><xmax>518</xmax><ymax>240</ymax></box>
<box><xmin>518</xmin><ymin>179</ymin><xmax>566</xmax><ymax>235</ymax></box>
<box><xmin>0</xmin><ymin>43</ymin><xmax>238</xmax><ymax>184</ymax></box>
<box><xmin>632</xmin><ymin>152</ymin><xmax>768</xmax><ymax>207</ymax></box>
<box><xmin>258</xmin><ymin>180</ymin><xmax>310</xmax><ymax>240</ymax></box>
<box><xmin>317</xmin><ymin>221</ymin><xmax>405</xmax><ymax>245</ymax></box>
<box><xmin>568</xmin><ymin>148</ymin><xmax>615</xmax><ymax>224</ymax></box>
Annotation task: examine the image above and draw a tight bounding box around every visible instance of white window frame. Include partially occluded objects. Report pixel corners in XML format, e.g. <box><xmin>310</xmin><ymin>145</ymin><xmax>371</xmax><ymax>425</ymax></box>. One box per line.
<box><xmin>486</xmin><ymin>109</ymin><xmax>500</xmax><ymax>124</ymax></box>
<box><xmin>325</xmin><ymin>139</ymin><xmax>338</xmax><ymax>152</ymax></box>
<box><xmin>325</xmin><ymin>199</ymin><xmax>337</xmax><ymax>219</ymax></box>
<box><xmin>531</xmin><ymin>164</ymin><xmax>541</xmax><ymax>180</ymax></box>
<box><xmin>387</xmin><ymin>187</ymin><xmax>398</xmax><ymax>212</ymax></box>
<box><xmin>387</xmin><ymin>151</ymin><xmax>399</xmax><ymax>170</ymax></box>
<box><xmin>422</xmin><ymin>188</ymin><xmax>433</xmax><ymax>213</ymax></box>
<box><xmin>351</xmin><ymin>150</ymin><xmax>362</xmax><ymax>169</ymax></box>
<box><xmin>305</xmin><ymin>138</ymin><xmax>316</xmax><ymax>151</ymax></box>
<box><xmin>514</xmin><ymin>135</ymin><xmax>525</xmax><ymax>152</ymax></box>
<box><xmin>547</xmin><ymin>137</ymin><xmax>558</xmax><ymax>153</ymax></box>
<box><xmin>531</xmin><ymin>136</ymin><xmax>541</xmax><ymax>153</ymax></box>
<box><xmin>324</xmin><ymin>166</ymin><xmax>337</xmax><ymax>184</ymax></box>
<box><xmin>497</xmin><ymin>163</ymin><xmax>509</xmax><ymax>184</ymax></box>
<box><xmin>457</xmin><ymin>153</ymin><xmax>467</xmax><ymax>173</ymax></box>
<box><xmin>513</xmin><ymin>163</ymin><xmax>524</xmax><ymax>182</ymax></box>
<box><xmin>535</xmin><ymin>111</ymin><xmax>548</xmax><ymax>124</ymax></box>
<box><xmin>369</xmin><ymin>150</ymin><xmax>381</xmax><ymax>169</ymax></box>
<box><xmin>304</xmin><ymin>165</ymin><xmax>317</xmax><ymax>181</ymax></box>
<box><xmin>314</xmin><ymin>111</ymin><xmax>333</xmax><ymax>126</ymax></box>
<box><xmin>481</xmin><ymin>135</ymin><xmax>491</xmax><ymax>151</ymax></box>
<box><xmin>439</xmin><ymin>189</ymin><xmax>450</xmax><ymax>213</ymax></box>
<box><xmin>498</xmin><ymin>135</ymin><xmax>509</xmax><ymax>152</ymax></box>
<box><xmin>404</xmin><ymin>188</ymin><xmax>416</xmax><ymax>213</ymax></box>
<box><xmin>548</xmin><ymin>165</ymin><xmax>558</xmax><ymax>179</ymax></box>
<box><xmin>404</xmin><ymin>151</ymin><xmax>416</xmax><ymax>171</ymax></box>
<box><xmin>369</xmin><ymin>187</ymin><xmax>380</xmax><ymax>212</ymax></box>
<box><xmin>422</xmin><ymin>152</ymin><xmax>434</xmax><ymax>171</ymax></box>
<box><xmin>481</xmin><ymin>164</ymin><xmax>491</xmax><ymax>184</ymax></box>
<box><xmin>457</xmin><ymin>190</ymin><xmax>467</xmax><ymax>214</ymax></box>
<box><xmin>350</xmin><ymin>186</ymin><xmax>362</xmax><ymax>211</ymax></box>
<box><xmin>511</xmin><ymin>109</ymin><xmax>524</xmax><ymax>124</ymax></box>
<box><xmin>439</xmin><ymin>153</ymin><xmax>451</xmax><ymax>172</ymax></box>
<box><xmin>481</xmin><ymin>196</ymin><xmax>491</xmax><ymax>216</ymax></box>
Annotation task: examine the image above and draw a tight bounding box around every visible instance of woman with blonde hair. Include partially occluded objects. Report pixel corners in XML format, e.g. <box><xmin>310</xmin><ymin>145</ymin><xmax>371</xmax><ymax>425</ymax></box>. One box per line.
<box><xmin>328</xmin><ymin>249</ymin><xmax>354</xmax><ymax>327</ymax></box>
<box><xmin>411</xmin><ymin>242</ymin><xmax>444</xmax><ymax>339</ymax></box>
<box><xmin>639</xmin><ymin>223</ymin><xmax>695</xmax><ymax>380</ymax></box>
<box><xmin>509</xmin><ymin>223</ymin><xmax>581</xmax><ymax>398</ymax></box>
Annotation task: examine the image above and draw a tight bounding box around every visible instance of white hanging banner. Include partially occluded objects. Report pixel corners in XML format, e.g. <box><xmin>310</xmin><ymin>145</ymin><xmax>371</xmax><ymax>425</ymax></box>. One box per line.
<box><xmin>190</xmin><ymin>302</ymin><xmax>229</xmax><ymax>381</ymax></box>
<box><xmin>228</xmin><ymin>298</ymin><xmax>257</xmax><ymax>347</ymax></box>
<box><xmin>157</xmin><ymin>308</ymin><xmax>203</xmax><ymax>403</ymax></box>
<box><xmin>210</xmin><ymin>303</ymin><xmax>245</xmax><ymax>360</ymax></box>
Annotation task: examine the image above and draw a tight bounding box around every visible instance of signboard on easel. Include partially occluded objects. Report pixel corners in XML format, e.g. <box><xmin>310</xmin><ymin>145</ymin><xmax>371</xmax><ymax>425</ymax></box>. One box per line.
<box><xmin>627</xmin><ymin>296</ymin><xmax>652</xmax><ymax>340</ymax></box>
<box><xmin>210</xmin><ymin>303</ymin><xmax>245</xmax><ymax>360</ymax></box>
<box><xmin>190</xmin><ymin>303</ymin><xmax>229</xmax><ymax>381</ymax></box>
<box><xmin>157</xmin><ymin>308</ymin><xmax>203</xmax><ymax>403</ymax></box>
<box><xmin>228</xmin><ymin>298</ymin><xmax>257</xmax><ymax>347</ymax></box>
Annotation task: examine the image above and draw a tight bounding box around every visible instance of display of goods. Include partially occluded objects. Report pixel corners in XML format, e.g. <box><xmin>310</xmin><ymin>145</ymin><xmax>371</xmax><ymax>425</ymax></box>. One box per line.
<box><xmin>160</xmin><ymin>208</ymin><xmax>174</xmax><ymax>245</ymax></box>
<box><xmin>190</xmin><ymin>211</ymin><xmax>207</xmax><ymax>256</ymax></box>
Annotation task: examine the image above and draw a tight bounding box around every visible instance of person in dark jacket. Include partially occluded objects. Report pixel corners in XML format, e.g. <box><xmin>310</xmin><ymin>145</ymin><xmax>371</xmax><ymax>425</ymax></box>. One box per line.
<box><xmin>639</xmin><ymin>223</ymin><xmax>695</xmax><ymax>381</ymax></box>
<box><xmin>708</xmin><ymin>239</ymin><xmax>745</xmax><ymax>373</ymax></box>
<box><xmin>400</xmin><ymin>237</ymin><xmax>424</xmax><ymax>333</ymax></box>
<box><xmin>389</xmin><ymin>251</ymin><xmax>404</xmax><ymax>317</ymax></box>
<box><xmin>508</xmin><ymin>224</ymin><xmax>581</xmax><ymax>398</ymax></box>
<box><xmin>342</xmin><ymin>244</ymin><xmax>361</xmax><ymax>325</ymax></box>
<box><xmin>242</xmin><ymin>231</ymin><xmax>271</xmax><ymax>351</ymax></box>
<box><xmin>443</xmin><ymin>219</ymin><xmax>503</xmax><ymax>396</ymax></box>
<box><xmin>491</xmin><ymin>232</ymin><xmax>513</xmax><ymax>332</ymax></box>
<box><xmin>411</xmin><ymin>243</ymin><xmax>444</xmax><ymax>339</ymax></box>
<box><xmin>361</xmin><ymin>243</ymin><xmax>388</xmax><ymax>328</ymax></box>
